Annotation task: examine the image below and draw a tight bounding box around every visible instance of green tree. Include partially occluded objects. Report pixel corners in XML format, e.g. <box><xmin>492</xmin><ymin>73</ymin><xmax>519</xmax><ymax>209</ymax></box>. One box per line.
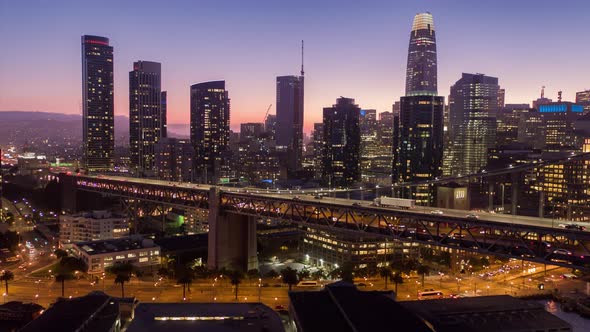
<box><xmin>0</xmin><ymin>270</ymin><xmax>14</xmax><ymax>295</ymax></box>
<box><xmin>379</xmin><ymin>266</ymin><xmax>393</xmax><ymax>290</ymax></box>
<box><xmin>280</xmin><ymin>267</ymin><xmax>299</xmax><ymax>291</ymax></box>
<box><xmin>297</xmin><ymin>268</ymin><xmax>311</xmax><ymax>281</ymax></box>
<box><xmin>265</xmin><ymin>269</ymin><xmax>279</xmax><ymax>279</ymax></box>
<box><xmin>157</xmin><ymin>267</ymin><xmax>170</xmax><ymax>279</ymax></box>
<box><xmin>311</xmin><ymin>270</ymin><xmax>325</xmax><ymax>281</ymax></box>
<box><xmin>54</xmin><ymin>249</ymin><xmax>68</xmax><ymax>259</ymax></box>
<box><xmin>60</xmin><ymin>256</ymin><xmax>88</xmax><ymax>273</ymax></box>
<box><xmin>416</xmin><ymin>264</ymin><xmax>430</xmax><ymax>287</ymax></box>
<box><xmin>391</xmin><ymin>272</ymin><xmax>404</xmax><ymax>294</ymax></box>
<box><xmin>246</xmin><ymin>269</ymin><xmax>260</xmax><ymax>280</ymax></box>
<box><xmin>115</xmin><ymin>273</ymin><xmax>130</xmax><ymax>297</ymax></box>
<box><xmin>228</xmin><ymin>270</ymin><xmax>244</xmax><ymax>300</ymax></box>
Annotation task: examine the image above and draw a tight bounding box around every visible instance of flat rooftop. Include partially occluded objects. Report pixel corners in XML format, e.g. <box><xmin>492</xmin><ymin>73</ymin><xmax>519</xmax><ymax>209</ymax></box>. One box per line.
<box><xmin>126</xmin><ymin>302</ymin><xmax>284</xmax><ymax>332</ymax></box>
<box><xmin>75</xmin><ymin>237</ymin><xmax>158</xmax><ymax>256</ymax></box>
<box><xmin>400</xmin><ymin>295</ymin><xmax>572</xmax><ymax>332</ymax></box>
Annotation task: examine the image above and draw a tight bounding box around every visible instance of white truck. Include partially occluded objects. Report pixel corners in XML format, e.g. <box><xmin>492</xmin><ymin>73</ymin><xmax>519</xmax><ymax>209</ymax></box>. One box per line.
<box><xmin>373</xmin><ymin>196</ymin><xmax>415</xmax><ymax>209</ymax></box>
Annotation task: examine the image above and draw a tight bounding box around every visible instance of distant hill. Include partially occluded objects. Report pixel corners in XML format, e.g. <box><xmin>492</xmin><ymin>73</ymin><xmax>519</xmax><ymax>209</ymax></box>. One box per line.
<box><xmin>0</xmin><ymin>111</ymin><xmax>189</xmax><ymax>146</ymax></box>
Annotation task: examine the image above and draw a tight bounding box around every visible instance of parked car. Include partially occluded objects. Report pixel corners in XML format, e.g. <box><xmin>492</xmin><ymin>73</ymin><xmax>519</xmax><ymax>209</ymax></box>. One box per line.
<box><xmin>430</xmin><ymin>210</ymin><xmax>444</xmax><ymax>215</ymax></box>
<box><xmin>553</xmin><ymin>249</ymin><xmax>572</xmax><ymax>256</ymax></box>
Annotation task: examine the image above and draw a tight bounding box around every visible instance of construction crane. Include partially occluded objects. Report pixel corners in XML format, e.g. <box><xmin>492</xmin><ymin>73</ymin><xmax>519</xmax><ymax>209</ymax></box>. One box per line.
<box><xmin>263</xmin><ymin>104</ymin><xmax>272</xmax><ymax>122</ymax></box>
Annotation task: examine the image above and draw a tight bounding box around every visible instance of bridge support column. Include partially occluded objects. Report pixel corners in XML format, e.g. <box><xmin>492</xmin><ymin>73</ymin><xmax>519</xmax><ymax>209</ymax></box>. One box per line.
<box><xmin>59</xmin><ymin>173</ymin><xmax>78</xmax><ymax>212</ymax></box>
<box><xmin>511</xmin><ymin>173</ymin><xmax>519</xmax><ymax>215</ymax></box>
<box><xmin>207</xmin><ymin>188</ymin><xmax>258</xmax><ymax>272</ymax></box>
<box><xmin>538</xmin><ymin>191</ymin><xmax>545</xmax><ymax>218</ymax></box>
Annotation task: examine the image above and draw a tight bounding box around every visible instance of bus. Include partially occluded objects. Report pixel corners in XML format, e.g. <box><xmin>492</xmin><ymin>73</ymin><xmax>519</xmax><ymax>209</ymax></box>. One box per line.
<box><xmin>297</xmin><ymin>281</ymin><xmax>319</xmax><ymax>287</ymax></box>
<box><xmin>418</xmin><ymin>290</ymin><xmax>444</xmax><ymax>300</ymax></box>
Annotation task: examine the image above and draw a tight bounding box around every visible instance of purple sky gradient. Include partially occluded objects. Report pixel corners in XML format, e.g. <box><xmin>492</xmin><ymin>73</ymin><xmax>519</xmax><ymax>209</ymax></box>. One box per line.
<box><xmin>1</xmin><ymin>0</ymin><xmax>589</xmax><ymax>132</ymax></box>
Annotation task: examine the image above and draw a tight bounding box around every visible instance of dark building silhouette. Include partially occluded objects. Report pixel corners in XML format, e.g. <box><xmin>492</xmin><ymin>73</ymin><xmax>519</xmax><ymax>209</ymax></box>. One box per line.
<box><xmin>405</xmin><ymin>13</ymin><xmax>437</xmax><ymax>96</ymax></box>
<box><xmin>81</xmin><ymin>35</ymin><xmax>114</xmax><ymax>172</ymax></box>
<box><xmin>190</xmin><ymin>81</ymin><xmax>230</xmax><ymax>184</ymax></box>
<box><xmin>161</xmin><ymin>91</ymin><xmax>167</xmax><ymax>138</ymax></box>
<box><xmin>276</xmin><ymin>75</ymin><xmax>304</xmax><ymax>175</ymax></box>
<box><xmin>322</xmin><ymin>97</ymin><xmax>360</xmax><ymax>187</ymax></box>
<box><xmin>129</xmin><ymin>61</ymin><xmax>163</xmax><ymax>175</ymax></box>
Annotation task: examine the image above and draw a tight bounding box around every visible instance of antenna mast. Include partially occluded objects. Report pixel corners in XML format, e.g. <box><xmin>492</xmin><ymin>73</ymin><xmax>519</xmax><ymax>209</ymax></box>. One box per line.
<box><xmin>300</xmin><ymin>40</ymin><xmax>304</xmax><ymax>76</ymax></box>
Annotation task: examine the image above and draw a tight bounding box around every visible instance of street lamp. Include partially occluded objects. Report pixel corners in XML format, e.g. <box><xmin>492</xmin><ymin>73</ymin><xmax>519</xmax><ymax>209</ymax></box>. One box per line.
<box><xmin>258</xmin><ymin>278</ymin><xmax>262</xmax><ymax>302</ymax></box>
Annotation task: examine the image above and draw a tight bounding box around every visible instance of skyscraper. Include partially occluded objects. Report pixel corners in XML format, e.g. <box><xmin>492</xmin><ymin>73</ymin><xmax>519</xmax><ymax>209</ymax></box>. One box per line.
<box><xmin>81</xmin><ymin>35</ymin><xmax>114</xmax><ymax>172</ymax></box>
<box><xmin>190</xmin><ymin>81</ymin><xmax>230</xmax><ymax>184</ymax></box>
<box><xmin>575</xmin><ymin>90</ymin><xmax>590</xmax><ymax>113</ymax></box>
<box><xmin>394</xmin><ymin>13</ymin><xmax>444</xmax><ymax>204</ymax></box>
<box><xmin>405</xmin><ymin>12</ymin><xmax>437</xmax><ymax>96</ymax></box>
<box><xmin>161</xmin><ymin>91</ymin><xmax>168</xmax><ymax>138</ymax></box>
<box><xmin>322</xmin><ymin>97</ymin><xmax>361</xmax><ymax>187</ymax></box>
<box><xmin>129</xmin><ymin>61</ymin><xmax>163</xmax><ymax>175</ymax></box>
<box><xmin>445</xmin><ymin>73</ymin><xmax>501</xmax><ymax>176</ymax></box>
<box><xmin>276</xmin><ymin>75</ymin><xmax>304</xmax><ymax>175</ymax></box>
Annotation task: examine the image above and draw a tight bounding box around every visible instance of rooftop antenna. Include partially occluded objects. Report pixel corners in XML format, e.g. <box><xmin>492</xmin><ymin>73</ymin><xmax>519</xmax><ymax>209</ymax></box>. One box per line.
<box><xmin>300</xmin><ymin>40</ymin><xmax>304</xmax><ymax>77</ymax></box>
<box><xmin>541</xmin><ymin>86</ymin><xmax>545</xmax><ymax>99</ymax></box>
<box><xmin>558</xmin><ymin>90</ymin><xmax>562</xmax><ymax>102</ymax></box>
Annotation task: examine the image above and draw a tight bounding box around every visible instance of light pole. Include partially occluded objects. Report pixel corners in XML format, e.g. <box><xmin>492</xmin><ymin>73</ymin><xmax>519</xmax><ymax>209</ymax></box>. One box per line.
<box><xmin>258</xmin><ymin>278</ymin><xmax>262</xmax><ymax>302</ymax></box>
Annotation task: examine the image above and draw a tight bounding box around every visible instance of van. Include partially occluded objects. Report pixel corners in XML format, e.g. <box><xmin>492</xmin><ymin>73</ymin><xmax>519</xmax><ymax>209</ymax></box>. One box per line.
<box><xmin>418</xmin><ymin>290</ymin><xmax>443</xmax><ymax>300</ymax></box>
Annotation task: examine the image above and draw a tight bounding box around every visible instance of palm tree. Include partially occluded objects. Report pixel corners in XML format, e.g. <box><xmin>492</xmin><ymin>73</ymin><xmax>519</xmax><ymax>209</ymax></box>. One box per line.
<box><xmin>416</xmin><ymin>264</ymin><xmax>430</xmax><ymax>287</ymax></box>
<box><xmin>0</xmin><ymin>270</ymin><xmax>14</xmax><ymax>295</ymax></box>
<box><xmin>311</xmin><ymin>270</ymin><xmax>325</xmax><ymax>281</ymax></box>
<box><xmin>391</xmin><ymin>272</ymin><xmax>404</xmax><ymax>294</ymax></box>
<box><xmin>297</xmin><ymin>268</ymin><xmax>311</xmax><ymax>281</ymax></box>
<box><xmin>115</xmin><ymin>274</ymin><xmax>130</xmax><ymax>297</ymax></box>
<box><xmin>280</xmin><ymin>267</ymin><xmax>298</xmax><ymax>291</ymax></box>
<box><xmin>177</xmin><ymin>275</ymin><xmax>193</xmax><ymax>300</ymax></box>
<box><xmin>55</xmin><ymin>272</ymin><xmax>73</xmax><ymax>297</ymax></box>
<box><xmin>54</xmin><ymin>249</ymin><xmax>68</xmax><ymax>259</ymax></box>
<box><xmin>228</xmin><ymin>270</ymin><xmax>244</xmax><ymax>300</ymax></box>
<box><xmin>379</xmin><ymin>266</ymin><xmax>393</xmax><ymax>289</ymax></box>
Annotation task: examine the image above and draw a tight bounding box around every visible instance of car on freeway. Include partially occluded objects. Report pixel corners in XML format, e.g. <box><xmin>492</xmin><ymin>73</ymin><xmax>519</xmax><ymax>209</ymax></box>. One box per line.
<box><xmin>292</xmin><ymin>196</ymin><xmax>301</xmax><ymax>201</ymax></box>
<box><xmin>352</xmin><ymin>202</ymin><xmax>362</xmax><ymax>207</ymax></box>
<box><xmin>314</xmin><ymin>195</ymin><xmax>322</xmax><ymax>200</ymax></box>
<box><xmin>560</xmin><ymin>273</ymin><xmax>578</xmax><ymax>279</ymax></box>
<box><xmin>430</xmin><ymin>210</ymin><xmax>444</xmax><ymax>215</ymax></box>
<box><xmin>466</xmin><ymin>213</ymin><xmax>479</xmax><ymax>220</ymax></box>
<box><xmin>553</xmin><ymin>248</ymin><xmax>572</xmax><ymax>256</ymax></box>
<box><xmin>565</xmin><ymin>224</ymin><xmax>586</xmax><ymax>231</ymax></box>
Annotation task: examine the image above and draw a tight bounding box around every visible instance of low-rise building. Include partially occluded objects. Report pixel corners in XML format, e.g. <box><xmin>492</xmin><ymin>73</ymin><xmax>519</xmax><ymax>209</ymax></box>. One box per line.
<box><xmin>59</xmin><ymin>210</ymin><xmax>129</xmax><ymax>246</ymax></box>
<box><xmin>72</xmin><ymin>236</ymin><xmax>160</xmax><ymax>274</ymax></box>
<box><xmin>126</xmin><ymin>302</ymin><xmax>284</xmax><ymax>332</ymax></box>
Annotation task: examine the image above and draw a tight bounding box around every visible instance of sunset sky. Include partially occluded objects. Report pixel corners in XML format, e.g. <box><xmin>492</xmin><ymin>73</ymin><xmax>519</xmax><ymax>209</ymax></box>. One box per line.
<box><xmin>1</xmin><ymin>0</ymin><xmax>589</xmax><ymax>132</ymax></box>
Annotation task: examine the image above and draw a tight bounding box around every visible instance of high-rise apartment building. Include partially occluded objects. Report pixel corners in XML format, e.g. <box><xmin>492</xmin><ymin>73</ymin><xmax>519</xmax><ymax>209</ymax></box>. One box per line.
<box><xmin>405</xmin><ymin>12</ymin><xmax>437</xmax><ymax>96</ymax></box>
<box><xmin>322</xmin><ymin>97</ymin><xmax>361</xmax><ymax>187</ymax></box>
<box><xmin>276</xmin><ymin>75</ymin><xmax>304</xmax><ymax>175</ymax></box>
<box><xmin>155</xmin><ymin>138</ymin><xmax>194</xmax><ymax>182</ymax></box>
<box><xmin>190</xmin><ymin>81</ymin><xmax>230</xmax><ymax>184</ymax></box>
<box><xmin>496</xmin><ymin>104</ymin><xmax>531</xmax><ymax>146</ymax></box>
<box><xmin>312</xmin><ymin>123</ymin><xmax>325</xmax><ymax>179</ymax></box>
<box><xmin>161</xmin><ymin>91</ymin><xmax>168</xmax><ymax>138</ymax></box>
<box><xmin>445</xmin><ymin>73</ymin><xmax>500</xmax><ymax>176</ymax></box>
<box><xmin>129</xmin><ymin>61</ymin><xmax>163</xmax><ymax>175</ymax></box>
<box><xmin>81</xmin><ymin>35</ymin><xmax>114</xmax><ymax>172</ymax></box>
<box><xmin>575</xmin><ymin>90</ymin><xmax>590</xmax><ymax>114</ymax></box>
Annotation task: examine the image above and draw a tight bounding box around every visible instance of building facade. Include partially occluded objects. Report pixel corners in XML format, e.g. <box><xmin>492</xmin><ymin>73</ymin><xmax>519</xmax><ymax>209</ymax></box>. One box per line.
<box><xmin>72</xmin><ymin>237</ymin><xmax>160</xmax><ymax>274</ymax></box>
<box><xmin>322</xmin><ymin>97</ymin><xmax>361</xmax><ymax>187</ymax></box>
<box><xmin>129</xmin><ymin>61</ymin><xmax>163</xmax><ymax>176</ymax></box>
<box><xmin>81</xmin><ymin>35</ymin><xmax>114</xmax><ymax>172</ymax></box>
<box><xmin>59</xmin><ymin>210</ymin><xmax>129</xmax><ymax>246</ymax></box>
<box><xmin>155</xmin><ymin>138</ymin><xmax>195</xmax><ymax>182</ymax></box>
<box><xmin>405</xmin><ymin>12</ymin><xmax>437</xmax><ymax>96</ymax></box>
<box><xmin>276</xmin><ymin>75</ymin><xmax>304</xmax><ymax>175</ymax></box>
<box><xmin>445</xmin><ymin>73</ymin><xmax>500</xmax><ymax>176</ymax></box>
<box><xmin>190</xmin><ymin>81</ymin><xmax>230</xmax><ymax>184</ymax></box>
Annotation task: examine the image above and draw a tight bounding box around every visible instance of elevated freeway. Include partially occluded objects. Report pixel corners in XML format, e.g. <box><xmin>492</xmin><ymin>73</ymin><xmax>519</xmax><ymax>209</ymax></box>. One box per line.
<box><xmin>59</xmin><ymin>174</ymin><xmax>590</xmax><ymax>271</ymax></box>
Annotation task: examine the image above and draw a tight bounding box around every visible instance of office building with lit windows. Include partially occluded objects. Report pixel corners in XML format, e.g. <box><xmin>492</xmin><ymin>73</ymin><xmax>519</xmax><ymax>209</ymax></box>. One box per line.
<box><xmin>81</xmin><ymin>35</ymin><xmax>114</xmax><ymax>172</ymax></box>
<box><xmin>445</xmin><ymin>73</ymin><xmax>500</xmax><ymax>176</ymax></box>
<box><xmin>321</xmin><ymin>97</ymin><xmax>361</xmax><ymax>187</ymax></box>
<box><xmin>59</xmin><ymin>210</ymin><xmax>129</xmax><ymax>247</ymax></box>
<box><xmin>129</xmin><ymin>61</ymin><xmax>164</xmax><ymax>176</ymax></box>
<box><xmin>190</xmin><ymin>81</ymin><xmax>230</xmax><ymax>184</ymax></box>
<box><xmin>575</xmin><ymin>89</ymin><xmax>590</xmax><ymax>113</ymax></box>
<box><xmin>72</xmin><ymin>236</ymin><xmax>161</xmax><ymax>274</ymax></box>
<box><xmin>405</xmin><ymin>12</ymin><xmax>437</xmax><ymax>96</ymax></box>
<box><xmin>155</xmin><ymin>138</ymin><xmax>194</xmax><ymax>182</ymax></box>
<box><xmin>394</xmin><ymin>13</ymin><xmax>444</xmax><ymax>204</ymax></box>
<box><xmin>276</xmin><ymin>75</ymin><xmax>304</xmax><ymax>175</ymax></box>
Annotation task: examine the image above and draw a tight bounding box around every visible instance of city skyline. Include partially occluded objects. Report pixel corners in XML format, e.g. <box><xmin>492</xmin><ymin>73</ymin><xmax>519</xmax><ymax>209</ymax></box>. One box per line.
<box><xmin>2</xmin><ymin>0</ymin><xmax>590</xmax><ymax>133</ymax></box>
